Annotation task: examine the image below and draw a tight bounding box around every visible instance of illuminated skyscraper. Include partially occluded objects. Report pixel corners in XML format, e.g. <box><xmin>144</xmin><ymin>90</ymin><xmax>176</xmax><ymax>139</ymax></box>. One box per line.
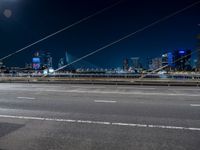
<box><xmin>32</xmin><ymin>51</ymin><xmax>53</xmax><ymax>70</ymax></box>
<box><xmin>151</xmin><ymin>57</ymin><xmax>162</xmax><ymax>70</ymax></box>
<box><xmin>43</xmin><ymin>52</ymin><xmax>53</xmax><ymax>68</ymax></box>
<box><xmin>123</xmin><ymin>58</ymin><xmax>129</xmax><ymax>71</ymax></box>
<box><xmin>131</xmin><ymin>57</ymin><xmax>140</xmax><ymax>69</ymax></box>
<box><xmin>32</xmin><ymin>51</ymin><xmax>41</xmax><ymax>70</ymax></box>
<box><xmin>173</xmin><ymin>49</ymin><xmax>191</xmax><ymax>71</ymax></box>
<box><xmin>161</xmin><ymin>52</ymin><xmax>174</xmax><ymax>71</ymax></box>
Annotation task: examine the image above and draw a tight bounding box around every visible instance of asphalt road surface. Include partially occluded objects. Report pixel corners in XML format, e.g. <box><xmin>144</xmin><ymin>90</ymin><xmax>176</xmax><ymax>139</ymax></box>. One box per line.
<box><xmin>0</xmin><ymin>83</ymin><xmax>200</xmax><ymax>150</ymax></box>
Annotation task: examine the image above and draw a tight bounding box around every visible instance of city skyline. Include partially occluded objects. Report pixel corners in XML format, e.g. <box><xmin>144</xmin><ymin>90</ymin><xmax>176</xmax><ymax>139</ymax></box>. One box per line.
<box><xmin>0</xmin><ymin>0</ymin><xmax>200</xmax><ymax>68</ymax></box>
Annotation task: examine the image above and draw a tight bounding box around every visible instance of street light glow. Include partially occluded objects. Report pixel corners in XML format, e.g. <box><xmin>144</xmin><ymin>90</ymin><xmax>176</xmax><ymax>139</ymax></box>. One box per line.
<box><xmin>3</xmin><ymin>9</ymin><xmax>12</xmax><ymax>18</ymax></box>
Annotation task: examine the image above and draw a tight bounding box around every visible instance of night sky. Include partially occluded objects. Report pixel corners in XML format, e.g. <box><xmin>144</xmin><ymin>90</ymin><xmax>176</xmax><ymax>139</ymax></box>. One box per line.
<box><xmin>0</xmin><ymin>0</ymin><xmax>200</xmax><ymax>68</ymax></box>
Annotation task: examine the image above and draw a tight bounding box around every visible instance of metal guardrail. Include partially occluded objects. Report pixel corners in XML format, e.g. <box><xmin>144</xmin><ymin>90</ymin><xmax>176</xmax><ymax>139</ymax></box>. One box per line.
<box><xmin>1</xmin><ymin>73</ymin><xmax>200</xmax><ymax>80</ymax></box>
<box><xmin>1</xmin><ymin>73</ymin><xmax>200</xmax><ymax>86</ymax></box>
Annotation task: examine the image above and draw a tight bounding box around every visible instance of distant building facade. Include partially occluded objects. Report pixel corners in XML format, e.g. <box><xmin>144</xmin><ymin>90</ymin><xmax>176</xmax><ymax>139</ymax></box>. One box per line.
<box><xmin>32</xmin><ymin>51</ymin><xmax>53</xmax><ymax>70</ymax></box>
<box><xmin>43</xmin><ymin>52</ymin><xmax>53</xmax><ymax>69</ymax></box>
<box><xmin>32</xmin><ymin>51</ymin><xmax>41</xmax><ymax>70</ymax></box>
<box><xmin>131</xmin><ymin>57</ymin><xmax>140</xmax><ymax>69</ymax></box>
<box><xmin>123</xmin><ymin>58</ymin><xmax>129</xmax><ymax>71</ymax></box>
<box><xmin>173</xmin><ymin>49</ymin><xmax>192</xmax><ymax>71</ymax></box>
<box><xmin>162</xmin><ymin>52</ymin><xmax>173</xmax><ymax>67</ymax></box>
<box><xmin>160</xmin><ymin>50</ymin><xmax>192</xmax><ymax>71</ymax></box>
<box><xmin>151</xmin><ymin>57</ymin><xmax>162</xmax><ymax>70</ymax></box>
<box><xmin>161</xmin><ymin>52</ymin><xmax>174</xmax><ymax>71</ymax></box>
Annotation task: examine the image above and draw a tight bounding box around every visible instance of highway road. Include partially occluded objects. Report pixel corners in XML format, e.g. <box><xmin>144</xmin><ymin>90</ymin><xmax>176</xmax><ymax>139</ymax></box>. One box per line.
<box><xmin>0</xmin><ymin>83</ymin><xmax>200</xmax><ymax>150</ymax></box>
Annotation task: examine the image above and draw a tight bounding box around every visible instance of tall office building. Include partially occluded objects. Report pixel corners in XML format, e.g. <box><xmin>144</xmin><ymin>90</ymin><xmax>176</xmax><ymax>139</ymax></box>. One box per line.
<box><xmin>131</xmin><ymin>57</ymin><xmax>140</xmax><ymax>69</ymax></box>
<box><xmin>173</xmin><ymin>49</ymin><xmax>191</xmax><ymax>71</ymax></box>
<box><xmin>32</xmin><ymin>51</ymin><xmax>41</xmax><ymax>70</ymax></box>
<box><xmin>123</xmin><ymin>58</ymin><xmax>129</xmax><ymax>71</ymax></box>
<box><xmin>43</xmin><ymin>52</ymin><xmax>53</xmax><ymax>68</ymax></box>
<box><xmin>32</xmin><ymin>51</ymin><xmax>53</xmax><ymax>70</ymax></box>
<box><xmin>150</xmin><ymin>57</ymin><xmax>162</xmax><ymax>70</ymax></box>
<box><xmin>162</xmin><ymin>52</ymin><xmax>173</xmax><ymax>66</ymax></box>
<box><xmin>161</xmin><ymin>52</ymin><xmax>174</xmax><ymax>71</ymax></box>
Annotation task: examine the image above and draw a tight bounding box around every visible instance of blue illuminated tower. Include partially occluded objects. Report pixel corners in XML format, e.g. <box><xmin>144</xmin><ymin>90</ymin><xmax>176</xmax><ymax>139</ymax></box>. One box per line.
<box><xmin>32</xmin><ymin>51</ymin><xmax>41</xmax><ymax>70</ymax></box>
<box><xmin>173</xmin><ymin>49</ymin><xmax>191</xmax><ymax>71</ymax></box>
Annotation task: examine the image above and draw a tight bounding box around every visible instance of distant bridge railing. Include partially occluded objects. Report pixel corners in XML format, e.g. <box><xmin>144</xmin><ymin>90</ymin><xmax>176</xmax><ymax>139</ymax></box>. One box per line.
<box><xmin>0</xmin><ymin>73</ymin><xmax>200</xmax><ymax>80</ymax></box>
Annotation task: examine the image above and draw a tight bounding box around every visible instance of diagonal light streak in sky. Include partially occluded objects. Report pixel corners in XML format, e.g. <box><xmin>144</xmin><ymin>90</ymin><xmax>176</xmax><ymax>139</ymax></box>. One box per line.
<box><xmin>0</xmin><ymin>0</ymin><xmax>124</xmax><ymax>61</ymax></box>
<box><xmin>53</xmin><ymin>1</ymin><xmax>200</xmax><ymax>74</ymax></box>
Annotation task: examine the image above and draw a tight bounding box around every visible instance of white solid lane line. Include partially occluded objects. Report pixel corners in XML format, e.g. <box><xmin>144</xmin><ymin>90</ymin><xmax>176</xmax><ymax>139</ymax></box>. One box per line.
<box><xmin>190</xmin><ymin>104</ymin><xmax>200</xmax><ymax>107</ymax></box>
<box><xmin>169</xmin><ymin>88</ymin><xmax>200</xmax><ymax>91</ymax></box>
<box><xmin>0</xmin><ymin>114</ymin><xmax>199</xmax><ymax>131</ymax></box>
<box><xmin>3</xmin><ymin>89</ymin><xmax>200</xmax><ymax>97</ymax></box>
<box><xmin>94</xmin><ymin>100</ymin><xmax>117</xmax><ymax>103</ymax></box>
<box><xmin>17</xmin><ymin>97</ymin><xmax>36</xmax><ymax>100</ymax></box>
<box><xmin>59</xmin><ymin>89</ymin><xmax>200</xmax><ymax>97</ymax></box>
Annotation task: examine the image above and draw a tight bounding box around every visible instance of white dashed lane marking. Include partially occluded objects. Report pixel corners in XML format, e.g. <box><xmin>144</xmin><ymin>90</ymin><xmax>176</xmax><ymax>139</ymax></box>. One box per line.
<box><xmin>17</xmin><ymin>97</ymin><xmax>36</xmax><ymax>100</ymax></box>
<box><xmin>94</xmin><ymin>100</ymin><xmax>117</xmax><ymax>103</ymax></box>
<box><xmin>190</xmin><ymin>104</ymin><xmax>200</xmax><ymax>107</ymax></box>
<box><xmin>0</xmin><ymin>115</ymin><xmax>199</xmax><ymax>132</ymax></box>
